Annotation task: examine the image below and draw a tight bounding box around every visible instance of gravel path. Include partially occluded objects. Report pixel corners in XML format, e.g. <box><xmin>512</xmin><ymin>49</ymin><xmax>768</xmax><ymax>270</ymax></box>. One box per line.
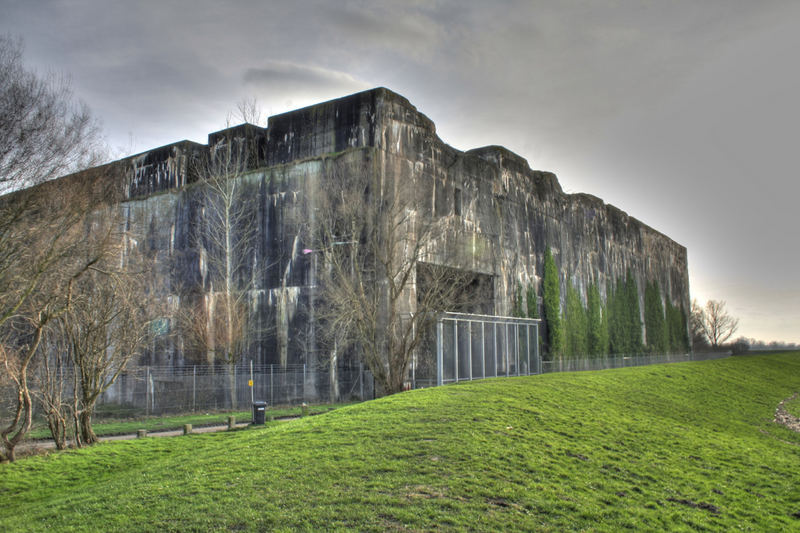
<box><xmin>18</xmin><ymin>417</ymin><xmax>298</xmax><ymax>454</ymax></box>
<box><xmin>775</xmin><ymin>393</ymin><xmax>800</xmax><ymax>432</ymax></box>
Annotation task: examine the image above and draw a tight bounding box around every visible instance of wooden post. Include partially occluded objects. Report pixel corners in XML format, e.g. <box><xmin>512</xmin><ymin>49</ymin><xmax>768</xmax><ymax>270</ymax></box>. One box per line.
<box><xmin>227</xmin><ymin>416</ymin><xmax>235</xmax><ymax>430</ymax></box>
<box><xmin>137</xmin><ymin>429</ymin><xmax>147</xmax><ymax>439</ymax></box>
<box><xmin>183</xmin><ymin>424</ymin><xmax>192</xmax><ymax>435</ymax></box>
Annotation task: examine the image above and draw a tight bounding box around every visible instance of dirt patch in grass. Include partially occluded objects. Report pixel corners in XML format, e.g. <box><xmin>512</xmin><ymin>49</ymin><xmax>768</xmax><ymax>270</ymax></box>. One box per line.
<box><xmin>666</xmin><ymin>497</ymin><xmax>721</xmax><ymax>515</ymax></box>
<box><xmin>404</xmin><ymin>484</ymin><xmax>446</xmax><ymax>499</ymax></box>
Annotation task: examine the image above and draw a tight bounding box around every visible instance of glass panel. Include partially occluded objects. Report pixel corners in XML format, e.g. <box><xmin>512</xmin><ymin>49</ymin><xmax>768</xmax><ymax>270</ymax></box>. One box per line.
<box><xmin>442</xmin><ymin>321</ymin><xmax>455</xmax><ymax>382</ymax></box>
<box><xmin>497</xmin><ymin>323</ymin><xmax>508</xmax><ymax>375</ymax></box>
<box><xmin>518</xmin><ymin>324</ymin><xmax>528</xmax><ymax>375</ymax></box>
<box><xmin>457</xmin><ymin>321</ymin><xmax>470</xmax><ymax>381</ymax></box>
<box><xmin>471</xmin><ymin>322</ymin><xmax>483</xmax><ymax>379</ymax></box>
<box><xmin>484</xmin><ymin>323</ymin><xmax>496</xmax><ymax>377</ymax></box>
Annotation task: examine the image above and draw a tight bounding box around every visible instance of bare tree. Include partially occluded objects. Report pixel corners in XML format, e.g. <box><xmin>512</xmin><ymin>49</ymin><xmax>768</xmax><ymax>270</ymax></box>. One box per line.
<box><xmin>1</xmin><ymin>313</ymin><xmax>50</xmax><ymax>460</ymax></box>
<box><xmin>59</xmin><ymin>259</ymin><xmax>154</xmax><ymax>445</ymax></box>
<box><xmin>693</xmin><ymin>299</ymin><xmax>739</xmax><ymax>349</ymax></box>
<box><xmin>0</xmin><ymin>184</ymin><xmax>109</xmax><ymax>461</ymax></box>
<box><xmin>312</xmin><ymin>152</ymin><xmax>477</xmax><ymax>395</ymax></box>
<box><xmin>25</xmin><ymin>188</ymin><xmax>152</xmax><ymax>449</ymax></box>
<box><xmin>689</xmin><ymin>299</ymin><xmax>709</xmax><ymax>351</ymax></box>
<box><xmin>230</xmin><ymin>96</ymin><xmax>264</xmax><ymax>127</ymax></box>
<box><xmin>34</xmin><ymin>326</ymin><xmax>75</xmax><ymax>450</ymax></box>
<box><xmin>0</xmin><ymin>36</ymin><xmax>104</xmax><ymax>461</ymax></box>
<box><xmin>0</xmin><ymin>36</ymin><xmax>102</xmax><ymax>193</ymax></box>
<box><xmin>181</xmin><ymin>117</ymin><xmax>261</xmax><ymax>408</ymax></box>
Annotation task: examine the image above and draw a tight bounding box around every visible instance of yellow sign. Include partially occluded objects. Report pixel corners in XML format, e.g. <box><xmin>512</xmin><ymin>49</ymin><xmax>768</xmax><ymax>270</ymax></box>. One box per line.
<box><xmin>248</xmin><ymin>379</ymin><xmax>253</xmax><ymax>387</ymax></box>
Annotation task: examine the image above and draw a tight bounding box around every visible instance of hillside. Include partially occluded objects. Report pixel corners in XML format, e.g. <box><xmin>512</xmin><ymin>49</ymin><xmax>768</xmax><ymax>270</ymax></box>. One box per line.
<box><xmin>2</xmin><ymin>353</ymin><xmax>800</xmax><ymax>531</ymax></box>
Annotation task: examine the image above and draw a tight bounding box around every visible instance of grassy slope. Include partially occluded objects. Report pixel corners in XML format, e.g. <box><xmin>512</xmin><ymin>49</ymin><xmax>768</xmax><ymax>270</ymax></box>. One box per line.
<box><xmin>2</xmin><ymin>353</ymin><xmax>800</xmax><ymax>532</ymax></box>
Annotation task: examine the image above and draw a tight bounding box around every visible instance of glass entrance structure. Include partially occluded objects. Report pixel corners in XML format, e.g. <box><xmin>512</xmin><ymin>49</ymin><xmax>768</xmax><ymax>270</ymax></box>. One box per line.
<box><xmin>432</xmin><ymin>312</ymin><xmax>541</xmax><ymax>386</ymax></box>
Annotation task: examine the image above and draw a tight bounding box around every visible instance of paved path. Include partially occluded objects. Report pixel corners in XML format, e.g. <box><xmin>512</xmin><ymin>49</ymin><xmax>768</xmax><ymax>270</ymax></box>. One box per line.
<box><xmin>19</xmin><ymin>417</ymin><xmax>298</xmax><ymax>454</ymax></box>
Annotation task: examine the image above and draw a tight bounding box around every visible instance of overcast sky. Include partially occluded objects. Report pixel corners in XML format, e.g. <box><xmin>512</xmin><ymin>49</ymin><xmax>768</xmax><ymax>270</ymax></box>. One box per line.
<box><xmin>2</xmin><ymin>0</ymin><xmax>798</xmax><ymax>343</ymax></box>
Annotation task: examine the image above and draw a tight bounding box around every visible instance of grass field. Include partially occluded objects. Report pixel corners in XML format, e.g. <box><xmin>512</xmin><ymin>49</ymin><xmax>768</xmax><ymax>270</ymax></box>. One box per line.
<box><xmin>2</xmin><ymin>353</ymin><xmax>800</xmax><ymax>531</ymax></box>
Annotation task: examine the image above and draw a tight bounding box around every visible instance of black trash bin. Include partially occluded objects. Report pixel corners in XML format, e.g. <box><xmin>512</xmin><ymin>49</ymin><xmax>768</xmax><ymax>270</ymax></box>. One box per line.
<box><xmin>252</xmin><ymin>401</ymin><xmax>267</xmax><ymax>425</ymax></box>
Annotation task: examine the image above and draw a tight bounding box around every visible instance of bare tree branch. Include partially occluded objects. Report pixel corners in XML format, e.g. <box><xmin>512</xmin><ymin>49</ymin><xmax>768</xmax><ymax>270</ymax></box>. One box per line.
<box><xmin>312</xmin><ymin>151</ymin><xmax>479</xmax><ymax>395</ymax></box>
<box><xmin>692</xmin><ymin>299</ymin><xmax>739</xmax><ymax>349</ymax></box>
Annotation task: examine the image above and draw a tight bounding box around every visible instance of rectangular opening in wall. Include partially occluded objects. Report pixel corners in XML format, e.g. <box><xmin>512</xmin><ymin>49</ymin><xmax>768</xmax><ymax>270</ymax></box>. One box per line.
<box><xmin>454</xmin><ymin>187</ymin><xmax>462</xmax><ymax>216</ymax></box>
<box><xmin>435</xmin><ymin>179</ymin><xmax>448</xmax><ymax>217</ymax></box>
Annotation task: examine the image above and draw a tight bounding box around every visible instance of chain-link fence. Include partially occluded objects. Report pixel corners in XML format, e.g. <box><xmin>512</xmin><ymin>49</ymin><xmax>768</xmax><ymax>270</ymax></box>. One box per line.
<box><xmin>540</xmin><ymin>351</ymin><xmax>729</xmax><ymax>373</ymax></box>
<box><xmin>96</xmin><ymin>343</ymin><xmax>727</xmax><ymax>417</ymax></box>
<box><xmin>98</xmin><ymin>362</ymin><xmax>374</xmax><ymax>416</ymax></box>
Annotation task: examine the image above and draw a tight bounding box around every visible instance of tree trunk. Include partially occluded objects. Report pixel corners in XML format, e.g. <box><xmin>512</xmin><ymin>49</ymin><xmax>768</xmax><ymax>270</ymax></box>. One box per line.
<box><xmin>1</xmin><ymin>326</ymin><xmax>42</xmax><ymax>462</ymax></box>
<box><xmin>227</xmin><ymin>361</ymin><xmax>237</xmax><ymax>409</ymax></box>
<box><xmin>329</xmin><ymin>343</ymin><xmax>339</xmax><ymax>403</ymax></box>
<box><xmin>79</xmin><ymin>408</ymin><xmax>97</xmax><ymax>445</ymax></box>
<box><xmin>0</xmin><ymin>385</ymin><xmax>31</xmax><ymax>462</ymax></box>
<box><xmin>46</xmin><ymin>413</ymin><xmax>67</xmax><ymax>450</ymax></box>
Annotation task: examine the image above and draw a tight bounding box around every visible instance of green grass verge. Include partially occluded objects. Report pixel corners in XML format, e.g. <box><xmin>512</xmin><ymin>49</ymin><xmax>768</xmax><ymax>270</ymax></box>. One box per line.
<box><xmin>3</xmin><ymin>353</ymin><xmax>800</xmax><ymax>531</ymax></box>
<box><xmin>26</xmin><ymin>403</ymin><xmax>349</xmax><ymax>440</ymax></box>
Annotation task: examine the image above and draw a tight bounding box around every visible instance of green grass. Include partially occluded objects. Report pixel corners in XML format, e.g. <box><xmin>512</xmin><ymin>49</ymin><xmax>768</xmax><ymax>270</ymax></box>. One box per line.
<box><xmin>3</xmin><ymin>353</ymin><xmax>800</xmax><ymax>531</ymax></box>
<box><xmin>26</xmin><ymin>403</ymin><xmax>349</xmax><ymax>440</ymax></box>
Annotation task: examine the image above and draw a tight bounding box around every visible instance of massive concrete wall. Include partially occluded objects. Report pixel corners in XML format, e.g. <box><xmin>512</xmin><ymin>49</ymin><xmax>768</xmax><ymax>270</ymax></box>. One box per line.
<box><xmin>40</xmin><ymin>87</ymin><xmax>689</xmax><ymax>373</ymax></box>
<box><xmin>368</xmin><ymin>88</ymin><xmax>689</xmax><ymax>323</ymax></box>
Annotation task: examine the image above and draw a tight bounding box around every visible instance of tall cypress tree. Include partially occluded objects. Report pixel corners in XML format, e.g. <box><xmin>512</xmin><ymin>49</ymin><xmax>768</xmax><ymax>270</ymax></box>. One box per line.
<box><xmin>644</xmin><ymin>280</ymin><xmax>667</xmax><ymax>354</ymax></box>
<box><xmin>512</xmin><ymin>282</ymin><xmax>525</xmax><ymax>318</ymax></box>
<box><xmin>679</xmin><ymin>306</ymin><xmax>689</xmax><ymax>352</ymax></box>
<box><xmin>587</xmin><ymin>282</ymin><xmax>606</xmax><ymax>357</ymax></box>
<box><xmin>607</xmin><ymin>282</ymin><xmax>618</xmax><ymax>354</ymax></box>
<box><xmin>599</xmin><ymin>299</ymin><xmax>610</xmax><ymax>356</ymax></box>
<box><xmin>608</xmin><ymin>276</ymin><xmax>628</xmax><ymax>354</ymax></box>
<box><xmin>665</xmin><ymin>301</ymin><xmax>690</xmax><ymax>353</ymax></box>
<box><xmin>625</xmin><ymin>270</ymin><xmax>643</xmax><ymax>354</ymax></box>
<box><xmin>543</xmin><ymin>248</ymin><xmax>563</xmax><ymax>358</ymax></box>
<box><xmin>565</xmin><ymin>283</ymin><xmax>587</xmax><ymax>357</ymax></box>
<box><xmin>526</xmin><ymin>284</ymin><xmax>538</xmax><ymax>319</ymax></box>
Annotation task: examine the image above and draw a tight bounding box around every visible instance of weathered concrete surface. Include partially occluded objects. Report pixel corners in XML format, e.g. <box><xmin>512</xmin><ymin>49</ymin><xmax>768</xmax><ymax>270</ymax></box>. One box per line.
<box><xmin>30</xmin><ymin>87</ymin><xmax>689</xmax><ymax>390</ymax></box>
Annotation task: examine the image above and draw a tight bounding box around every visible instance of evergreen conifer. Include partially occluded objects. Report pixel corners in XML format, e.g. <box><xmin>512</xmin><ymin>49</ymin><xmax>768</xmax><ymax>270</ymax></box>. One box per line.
<box><xmin>543</xmin><ymin>248</ymin><xmax>564</xmax><ymax>358</ymax></box>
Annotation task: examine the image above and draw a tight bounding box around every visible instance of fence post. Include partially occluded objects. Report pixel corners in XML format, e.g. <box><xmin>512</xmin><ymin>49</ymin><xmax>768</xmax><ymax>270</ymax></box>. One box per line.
<box><xmin>526</xmin><ymin>324</ymin><xmax>531</xmax><ymax>375</ymax></box>
<box><xmin>493</xmin><ymin>322</ymin><xmax>498</xmax><ymax>377</ymax></box>
<box><xmin>436</xmin><ymin>319</ymin><xmax>443</xmax><ymax>386</ymax></box>
<box><xmin>360</xmin><ymin>362</ymin><xmax>365</xmax><ymax>399</ymax></box>
<box><xmin>411</xmin><ymin>317</ymin><xmax>416</xmax><ymax>390</ymax></box>
<box><xmin>145</xmin><ymin>366</ymin><xmax>150</xmax><ymax>416</ymax></box>
<box><xmin>468</xmin><ymin>321</ymin><xmax>473</xmax><ymax>381</ymax></box>
<box><xmin>303</xmin><ymin>364</ymin><xmax>306</xmax><ymax>402</ymax></box>
<box><xmin>250</xmin><ymin>359</ymin><xmax>254</xmax><ymax>405</ymax></box>
<box><xmin>411</xmin><ymin>351</ymin><xmax>416</xmax><ymax>390</ymax></box>
<box><xmin>453</xmin><ymin>320</ymin><xmax>459</xmax><ymax>382</ymax></box>
<box><xmin>506</xmin><ymin>324</ymin><xmax>510</xmax><ymax>377</ymax></box>
<box><xmin>192</xmin><ymin>365</ymin><xmax>196</xmax><ymax>412</ymax></box>
<box><xmin>270</xmin><ymin>364</ymin><xmax>274</xmax><ymax>406</ymax></box>
<box><xmin>481</xmin><ymin>322</ymin><xmax>486</xmax><ymax>379</ymax></box>
<box><xmin>514</xmin><ymin>324</ymin><xmax>519</xmax><ymax>376</ymax></box>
